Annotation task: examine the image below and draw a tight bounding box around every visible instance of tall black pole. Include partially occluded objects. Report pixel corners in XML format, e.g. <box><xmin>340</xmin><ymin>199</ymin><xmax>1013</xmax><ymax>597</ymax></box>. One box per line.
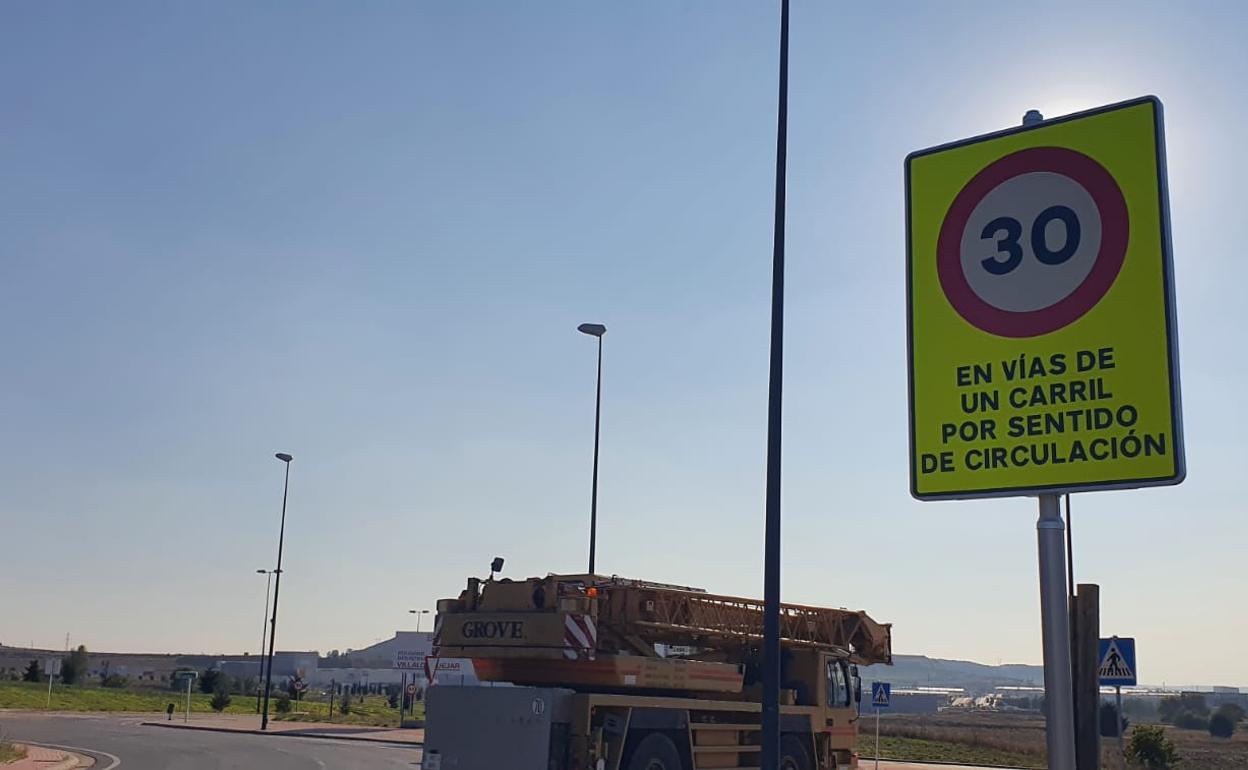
<box><xmin>762</xmin><ymin>1</ymin><xmax>789</xmax><ymax>769</ymax></box>
<box><xmin>588</xmin><ymin>335</ymin><xmax>603</xmax><ymax>574</ymax></box>
<box><xmin>256</xmin><ymin>570</ymin><xmax>272</xmax><ymax>714</ymax></box>
<box><xmin>261</xmin><ymin>456</ymin><xmax>292</xmax><ymax>730</ymax></box>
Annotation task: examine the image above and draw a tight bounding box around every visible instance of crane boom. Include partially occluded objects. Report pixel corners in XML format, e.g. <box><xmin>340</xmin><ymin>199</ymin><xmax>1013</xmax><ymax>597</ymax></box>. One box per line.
<box><xmin>593</xmin><ymin>576</ymin><xmax>892</xmax><ymax>665</ymax></box>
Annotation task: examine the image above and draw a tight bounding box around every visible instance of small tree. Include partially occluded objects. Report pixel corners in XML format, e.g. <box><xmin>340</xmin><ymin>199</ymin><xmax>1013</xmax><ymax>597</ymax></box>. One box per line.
<box><xmin>1099</xmin><ymin>701</ymin><xmax>1129</xmax><ymax>737</ymax></box>
<box><xmin>210</xmin><ymin>689</ymin><xmax>232</xmax><ymax>712</ymax></box>
<box><xmin>1159</xmin><ymin>692</ymin><xmax>1208</xmax><ymax>723</ymax></box>
<box><xmin>1209</xmin><ymin>712</ymin><xmax>1237</xmax><ymax>738</ymax></box>
<box><xmin>1126</xmin><ymin>724</ymin><xmax>1180</xmax><ymax>768</ymax></box>
<box><xmin>199</xmin><ymin>668</ymin><xmax>225</xmax><ymax>694</ymax></box>
<box><xmin>59</xmin><ymin>645</ymin><xmax>89</xmax><ymax>685</ymax></box>
<box><xmin>100</xmin><ymin>673</ymin><xmax>130</xmax><ymax>689</ymax></box>
<box><xmin>275</xmin><ymin>693</ymin><xmax>292</xmax><ymax>714</ymax></box>
<box><xmin>1172</xmin><ymin>708</ymin><xmax>1208</xmax><ymax>731</ymax></box>
<box><xmin>339</xmin><ymin>690</ymin><xmax>351</xmax><ymax>716</ymax></box>
<box><xmin>22</xmin><ymin>660</ymin><xmax>41</xmax><ymax>683</ymax></box>
<box><xmin>1216</xmin><ymin>702</ymin><xmax>1246</xmax><ymax>724</ymax></box>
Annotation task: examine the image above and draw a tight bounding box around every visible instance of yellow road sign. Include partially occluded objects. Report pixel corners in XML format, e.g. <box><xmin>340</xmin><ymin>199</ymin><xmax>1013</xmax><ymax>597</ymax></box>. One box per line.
<box><xmin>906</xmin><ymin>97</ymin><xmax>1183</xmax><ymax>500</ymax></box>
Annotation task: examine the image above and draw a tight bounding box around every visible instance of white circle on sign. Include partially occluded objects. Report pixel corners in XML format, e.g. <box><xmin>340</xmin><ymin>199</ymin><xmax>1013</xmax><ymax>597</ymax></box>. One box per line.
<box><xmin>531</xmin><ymin>697</ymin><xmax>546</xmax><ymax>716</ymax></box>
<box><xmin>959</xmin><ymin>172</ymin><xmax>1103</xmax><ymax>313</ymax></box>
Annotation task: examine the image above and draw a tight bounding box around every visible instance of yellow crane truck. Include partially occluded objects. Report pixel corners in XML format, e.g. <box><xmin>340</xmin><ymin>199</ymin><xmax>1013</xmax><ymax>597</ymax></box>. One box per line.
<box><xmin>423</xmin><ymin>573</ymin><xmax>892</xmax><ymax>770</ymax></box>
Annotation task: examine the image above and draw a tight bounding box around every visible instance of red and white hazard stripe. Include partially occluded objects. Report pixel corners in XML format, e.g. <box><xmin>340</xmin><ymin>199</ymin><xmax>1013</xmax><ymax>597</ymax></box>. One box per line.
<box><xmin>563</xmin><ymin>614</ymin><xmax>597</xmax><ymax>660</ymax></box>
<box><xmin>425</xmin><ymin>614</ymin><xmax>444</xmax><ymax>681</ymax></box>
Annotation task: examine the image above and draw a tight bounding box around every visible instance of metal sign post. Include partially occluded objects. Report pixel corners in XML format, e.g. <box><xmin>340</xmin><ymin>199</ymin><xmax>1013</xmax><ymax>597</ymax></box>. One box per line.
<box><xmin>1123</xmin><ymin>683</ymin><xmax>1133</xmax><ymax>753</ymax></box>
<box><xmin>182</xmin><ymin>672</ymin><xmax>199</xmax><ymax>723</ymax></box>
<box><xmin>870</xmin><ymin>682</ymin><xmax>891</xmax><ymax>769</ymax></box>
<box><xmin>1037</xmin><ymin>493</ymin><xmax>1076</xmax><ymax>768</ymax></box>
<box><xmin>43</xmin><ymin>658</ymin><xmax>60</xmax><ymax>709</ymax></box>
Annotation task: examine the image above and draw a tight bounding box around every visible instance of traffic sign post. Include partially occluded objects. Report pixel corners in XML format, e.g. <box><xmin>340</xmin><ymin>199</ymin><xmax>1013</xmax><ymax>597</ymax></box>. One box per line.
<box><xmin>1099</xmin><ymin>636</ymin><xmax>1137</xmax><ymax>757</ymax></box>
<box><xmin>871</xmin><ymin>682</ymin><xmax>890</xmax><ymax>770</ymax></box>
<box><xmin>175</xmin><ymin>670</ymin><xmax>199</xmax><ymax>723</ymax></box>
<box><xmin>43</xmin><ymin>658</ymin><xmax>60</xmax><ymax>709</ymax></box>
<box><xmin>906</xmin><ymin>97</ymin><xmax>1182</xmax><ymax>770</ymax></box>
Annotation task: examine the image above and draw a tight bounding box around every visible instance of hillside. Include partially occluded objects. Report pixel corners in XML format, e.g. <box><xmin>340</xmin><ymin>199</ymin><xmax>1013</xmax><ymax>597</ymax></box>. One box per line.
<box><xmin>861</xmin><ymin>654</ymin><xmax>1043</xmax><ymax>692</ymax></box>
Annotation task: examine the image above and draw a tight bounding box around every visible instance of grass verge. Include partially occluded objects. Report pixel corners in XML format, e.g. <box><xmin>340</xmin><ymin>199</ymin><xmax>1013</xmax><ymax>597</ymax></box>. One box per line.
<box><xmin>862</xmin><ymin>735</ymin><xmax>1043</xmax><ymax>768</ymax></box>
<box><xmin>0</xmin><ymin>681</ymin><xmax>416</xmax><ymax>727</ymax></box>
<box><xmin>0</xmin><ymin>680</ymin><xmax>255</xmax><ymax>715</ymax></box>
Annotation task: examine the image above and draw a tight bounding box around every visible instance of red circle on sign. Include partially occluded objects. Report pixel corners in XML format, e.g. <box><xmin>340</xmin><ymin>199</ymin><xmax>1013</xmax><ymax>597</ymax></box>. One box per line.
<box><xmin>936</xmin><ymin>147</ymin><xmax>1129</xmax><ymax>337</ymax></box>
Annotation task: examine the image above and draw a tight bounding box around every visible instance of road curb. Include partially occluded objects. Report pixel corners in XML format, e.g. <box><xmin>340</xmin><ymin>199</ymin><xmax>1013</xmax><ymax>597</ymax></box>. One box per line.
<box><xmin>866</xmin><ymin>760</ymin><xmax>1034</xmax><ymax>770</ymax></box>
<box><xmin>140</xmin><ymin>720</ymin><xmax>422</xmax><ymax>747</ymax></box>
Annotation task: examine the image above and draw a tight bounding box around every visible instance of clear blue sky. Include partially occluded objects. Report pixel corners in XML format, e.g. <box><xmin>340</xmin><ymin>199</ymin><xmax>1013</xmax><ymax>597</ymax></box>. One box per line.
<box><xmin>2</xmin><ymin>2</ymin><xmax>1243</xmax><ymax>686</ymax></box>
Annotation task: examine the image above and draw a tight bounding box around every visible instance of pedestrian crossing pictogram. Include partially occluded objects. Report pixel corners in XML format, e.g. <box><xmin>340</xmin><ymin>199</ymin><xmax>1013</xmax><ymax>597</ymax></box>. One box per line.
<box><xmin>1098</xmin><ymin>636</ymin><xmax>1137</xmax><ymax>686</ymax></box>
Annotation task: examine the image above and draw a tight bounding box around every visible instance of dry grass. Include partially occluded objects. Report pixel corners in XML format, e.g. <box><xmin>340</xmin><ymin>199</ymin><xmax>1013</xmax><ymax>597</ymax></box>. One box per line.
<box><xmin>881</xmin><ymin>711</ymin><xmax>1048</xmax><ymax>763</ymax></box>
<box><xmin>0</xmin><ymin>737</ymin><xmax>27</xmax><ymax>764</ymax></box>
<box><xmin>1159</xmin><ymin>722</ymin><xmax>1248</xmax><ymax>769</ymax></box>
<box><xmin>879</xmin><ymin>711</ymin><xmax>1248</xmax><ymax>769</ymax></box>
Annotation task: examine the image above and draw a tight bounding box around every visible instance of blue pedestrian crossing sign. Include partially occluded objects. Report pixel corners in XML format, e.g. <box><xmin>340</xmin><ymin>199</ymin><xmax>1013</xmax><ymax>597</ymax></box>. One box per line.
<box><xmin>1098</xmin><ymin>636</ymin><xmax>1137</xmax><ymax>686</ymax></box>
<box><xmin>871</xmin><ymin>681</ymin><xmax>891</xmax><ymax>708</ymax></box>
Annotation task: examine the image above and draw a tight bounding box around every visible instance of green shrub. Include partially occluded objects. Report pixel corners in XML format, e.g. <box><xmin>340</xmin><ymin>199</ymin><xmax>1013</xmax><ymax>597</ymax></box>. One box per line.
<box><xmin>22</xmin><ymin>660</ymin><xmax>41</xmax><ymax>683</ymax></box>
<box><xmin>1209</xmin><ymin>712</ymin><xmax>1236</xmax><ymax>738</ymax></box>
<box><xmin>339</xmin><ymin>691</ymin><xmax>351</xmax><ymax>716</ymax></box>
<box><xmin>275</xmin><ymin>693</ymin><xmax>292</xmax><ymax>714</ymax></box>
<box><xmin>199</xmin><ymin>669</ymin><xmax>229</xmax><ymax>694</ymax></box>
<box><xmin>1171</xmin><ymin>708</ymin><xmax>1208</xmax><ymax>730</ymax></box>
<box><xmin>1216</xmin><ymin>702</ymin><xmax>1246</xmax><ymax>724</ymax></box>
<box><xmin>60</xmin><ymin>646</ymin><xmax>89</xmax><ymax>685</ymax></box>
<box><xmin>210</xmin><ymin>690</ymin><xmax>232</xmax><ymax>712</ymax></box>
<box><xmin>1125</xmin><ymin>724</ymin><xmax>1180</xmax><ymax>768</ymax></box>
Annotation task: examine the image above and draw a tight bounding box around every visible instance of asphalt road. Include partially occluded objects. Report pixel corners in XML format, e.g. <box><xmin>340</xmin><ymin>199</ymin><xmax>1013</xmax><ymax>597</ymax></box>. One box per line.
<box><xmin>0</xmin><ymin>713</ymin><xmax>420</xmax><ymax>770</ymax></box>
<box><xmin>1</xmin><ymin>713</ymin><xmax>1002</xmax><ymax>770</ymax></box>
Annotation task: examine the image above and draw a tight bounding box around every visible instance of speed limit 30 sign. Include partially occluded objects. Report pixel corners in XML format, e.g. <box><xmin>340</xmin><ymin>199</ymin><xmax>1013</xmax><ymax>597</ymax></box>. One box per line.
<box><xmin>906</xmin><ymin>97</ymin><xmax>1183</xmax><ymax>499</ymax></box>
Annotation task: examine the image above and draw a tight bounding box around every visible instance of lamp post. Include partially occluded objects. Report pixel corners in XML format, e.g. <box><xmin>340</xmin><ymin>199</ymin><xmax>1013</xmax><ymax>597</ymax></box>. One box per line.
<box><xmin>408</xmin><ymin>609</ymin><xmax>431</xmax><ymax>633</ymax></box>
<box><xmin>577</xmin><ymin>323</ymin><xmax>606</xmax><ymax>574</ymax></box>
<box><xmin>255</xmin><ymin>568</ymin><xmax>275</xmax><ymax>714</ymax></box>
<box><xmin>261</xmin><ymin>452</ymin><xmax>293</xmax><ymax>731</ymax></box>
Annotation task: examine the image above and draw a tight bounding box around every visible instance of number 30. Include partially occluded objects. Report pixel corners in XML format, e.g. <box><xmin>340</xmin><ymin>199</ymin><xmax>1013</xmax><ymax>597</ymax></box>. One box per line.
<box><xmin>980</xmin><ymin>205</ymin><xmax>1082</xmax><ymax>275</ymax></box>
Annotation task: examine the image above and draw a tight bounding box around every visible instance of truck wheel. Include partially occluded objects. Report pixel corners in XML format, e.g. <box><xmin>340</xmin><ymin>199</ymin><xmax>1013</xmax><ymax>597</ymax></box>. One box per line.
<box><xmin>625</xmin><ymin>732</ymin><xmax>684</xmax><ymax>770</ymax></box>
<box><xmin>780</xmin><ymin>734</ymin><xmax>812</xmax><ymax>770</ymax></box>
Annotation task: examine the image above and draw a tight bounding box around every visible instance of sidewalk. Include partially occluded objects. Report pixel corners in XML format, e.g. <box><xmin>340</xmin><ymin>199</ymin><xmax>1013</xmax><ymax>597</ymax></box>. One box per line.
<box><xmin>5</xmin><ymin>745</ymin><xmax>88</xmax><ymax>770</ymax></box>
<box><xmin>141</xmin><ymin>714</ymin><xmax>423</xmax><ymax>745</ymax></box>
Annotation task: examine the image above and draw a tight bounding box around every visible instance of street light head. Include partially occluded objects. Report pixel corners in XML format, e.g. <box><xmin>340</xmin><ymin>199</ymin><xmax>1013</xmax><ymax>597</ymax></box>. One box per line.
<box><xmin>577</xmin><ymin>323</ymin><xmax>606</xmax><ymax>338</ymax></box>
<box><xmin>490</xmin><ymin>557</ymin><xmax>505</xmax><ymax>575</ymax></box>
<box><xmin>257</xmin><ymin>569</ymin><xmax>268</xmax><ymax>574</ymax></box>
<box><xmin>275</xmin><ymin>453</ymin><xmax>293</xmax><ymax>463</ymax></box>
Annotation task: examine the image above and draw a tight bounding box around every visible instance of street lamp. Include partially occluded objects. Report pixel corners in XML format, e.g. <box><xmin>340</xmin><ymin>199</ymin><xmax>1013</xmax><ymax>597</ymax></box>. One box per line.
<box><xmin>261</xmin><ymin>452</ymin><xmax>293</xmax><ymax>731</ymax></box>
<box><xmin>255</xmin><ymin>569</ymin><xmax>277</xmax><ymax>714</ymax></box>
<box><xmin>577</xmin><ymin>323</ymin><xmax>606</xmax><ymax>575</ymax></box>
<box><xmin>408</xmin><ymin>609</ymin><xmax>431</xmax><ymax>633</ymax></box>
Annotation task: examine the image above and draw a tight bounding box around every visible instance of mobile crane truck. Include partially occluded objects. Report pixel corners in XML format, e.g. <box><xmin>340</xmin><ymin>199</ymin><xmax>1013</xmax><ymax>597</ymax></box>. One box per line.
<box><xmin>423</xmin><ymin>573</ymin><xmax>892</xmax><ymax>770</ymax></box>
